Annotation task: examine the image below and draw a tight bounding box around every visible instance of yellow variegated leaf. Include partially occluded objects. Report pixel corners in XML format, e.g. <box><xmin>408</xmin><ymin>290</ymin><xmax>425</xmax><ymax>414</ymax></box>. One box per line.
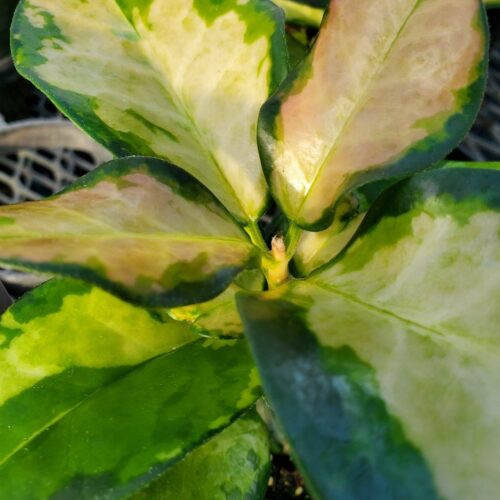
<box><xmin>0</xmin><ymin>157</ymin><xmax>259</xmax><ymax>307</ymax></box>
<box><xmin>275</xmin><ymin>0</ymin><xmax>497</xmax><ymax>28</ymax></box>
<box><xmin>168</xmin><ymin>269</ymin><xmax>265</xmax><ymax>338</ymax></box>
<box><xmin>239</xmin><ymin>167</ymin><xmax>500</xmax><ymax>499</ymax></box>
<box><xmin>260</xmin><ymin>0</ymin><xmax>487</xmax><ymax>230</ymax></box>
<box><xmin>0</xmin><ymin>279</ymin><xmax>262</xmax><ymax>499</ymax></box>
<box><xmin>12</xmin><ymin>0</ymin><xmax>288</xmax><ymax>222</ymax></box>
<box><xmin>294</xmin><ymin>162</ymin><xmax>500</xmax><ymax>275</ymax></box>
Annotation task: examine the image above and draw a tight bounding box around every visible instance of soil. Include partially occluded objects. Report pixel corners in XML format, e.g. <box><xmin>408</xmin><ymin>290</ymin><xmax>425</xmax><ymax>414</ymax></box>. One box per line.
<box><xmin>266</xmin><ymin>454</ymin><xmax>311</xmax><ymax>499</ymax></box>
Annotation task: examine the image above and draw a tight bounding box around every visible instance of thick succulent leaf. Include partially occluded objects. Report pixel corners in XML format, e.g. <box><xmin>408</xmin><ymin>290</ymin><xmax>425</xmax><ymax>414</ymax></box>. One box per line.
<box><xmin>273</xmin><ymin>0</ymin><xmax>324</xmax><ymax>27</ymax></box>
<box><xmin>134</xmin><ymin>410</ymin><xmax>270</xmax><ymax>500</ymax></box>
<box><xmin>292</xmin><ymin>181</ymin><xmax>385</xmax><ymax>275</ymax></box>
<box><xmin>168</xmin><ymin>269</ymin><xmax>265</xmax><ymax>339</ymax></box>
<box><xmin>294</xmin><ymin>161</ymin><xmax>500</xmax><ymax>275</ymax></box>
<box><xmin>294</xmin><ymin>161</ymin><xmax>500</xmax><ymax>276</ymax></box>
<box><xmin>12</xmin><ymin>0</ymin><xmax>288</xmax><ymax>222</ymax></box>
<box><xmin>0</xmin><ymin>278</ymin><xmax>194</xmax><ymax>467</ymax></box>
<box><xmin>259</xmin><ymin>0</ymin><xmax>487</xmax><ymax>230</ymax></box>
<box><xmin>0</xmin><ymin>157</ymin><xmax>259</xmax><ymax>307</ymax></box>
<box><xmin>441</xmin><ymin>160</ymin><xmax>500</xmax><ymax>170</ymax></box>
<box><xmin>276</xmin><ymin>0</ymin><xmax>497</xmax><ymax>28</ymax></box>
<box><xmin>0</xmin><ymin>279</ymin><xmax>261</xmax><ymax>499</ymax></box>
<box><xmin>286</xmin><ymin>30</ymin><xmax>309</xmax><ymax>68</ymax></box>
<box><xmin>293</xmin><ymin>213</ymin><xmax>364</xmax><ymax>276</ymax></box>
<box><xmin>239</xmin><ymin>167</ymin><xmax>500</xmax><ymax>499</ymax></box>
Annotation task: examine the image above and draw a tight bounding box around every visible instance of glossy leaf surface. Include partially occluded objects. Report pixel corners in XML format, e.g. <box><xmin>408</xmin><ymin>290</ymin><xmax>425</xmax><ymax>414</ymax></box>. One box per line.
<box><xmin>0</xmin><ymin>278</ymin><xmax>193</xmax><ymax>467</ymax></box>
<box><xmin>134</xmin><ymin>410</ymin><xmax>270</xmax><ymax>500</ymax></box>
<box><xmin>260</xmin><ymin>0</ymin><xmax>487</xmax><ymax>230</ymax></box>
<box><xmin>0</xmin><ymin>157</ymin><xmax>259</xmax><ymax>307</ymax></box>
<box><xmin>12</xmin><ymin>0</ymin><xmax>288</xmax><ymax>222</ymax></box>
<box><xmin>0</xmin><ymin>279</ymin><xmax>260</xmax><ymax>499</ymax></box>
<box><xmin>169</xmin><ymin>269</ymin><xmax>265</xmax><ymax>339</ymax></box>
<box><xmin>294</xmin><ymin>161</ymin><xmax>500</xmax><ymax>275</ymax></box>
<box><xmin>239</xmin><ymin>167</ymin><xmax>500</xmax><ymax>499</ymax></box>
<box><xmin>276</xmin><ymin>0</ymin><xmax>497</xmax><ymax>27</ymax></box>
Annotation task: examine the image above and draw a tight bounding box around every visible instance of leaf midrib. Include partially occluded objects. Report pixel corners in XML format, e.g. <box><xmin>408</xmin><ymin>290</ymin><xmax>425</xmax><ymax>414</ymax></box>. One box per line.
<box><xmin>116</xmin><ymin>4</ymin><xmax>254</xmax><ymax>221</ymax></box>
<box><xmin>53</xmin><ymin>201</ymin><xmax>250</xmax><ymax>243</ymax></box>
<box><xmin>311</xmin><ymin>279</ymin><xmax>500</xmax><ymax>355</ymax></box>
<box><xmin>0</xmin><ymin>233</ymin><xmax>252</xmax><ymax>245</ymax></box>
<box><xmin>296</xmin><ymin>0</ymin><xmax>421</xmax><ymax>215</ymax></box>
<box><xmin>0</xmin><ymin>337</ymin><xmax>199</xmax><ymax>468</ymax></box>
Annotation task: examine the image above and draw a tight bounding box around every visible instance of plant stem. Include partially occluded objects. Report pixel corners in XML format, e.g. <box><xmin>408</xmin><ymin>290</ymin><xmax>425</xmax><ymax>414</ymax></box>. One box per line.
<box><xmin>246</xmin><ymin>221</ymin><xmax>303</xmax><ymax>289</ymax></box>
<box><xmin>261</xmin><ymin>224</ymin><xmax>303</xmax><ymax>289</ymax></box>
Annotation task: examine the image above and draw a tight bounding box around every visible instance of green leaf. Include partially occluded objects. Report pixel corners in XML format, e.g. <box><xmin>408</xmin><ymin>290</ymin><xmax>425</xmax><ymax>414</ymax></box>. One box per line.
<box><xmin>0</xmin><ymin>278</ymin><xmax>194</xmax><ymax>466</ymax></box>
<box><xmin>134</xmin><ymin>410</ymin><xmax>270</xmax><ymax>500</ymax></box>
<box><xmin>168</xmin><ymin>269</ymin><xmax>265</xmax><ymax>339</ymax></box>
<box><xmin>11</xmin><ymin>0</ymin><xmax>288</xmax><ymax>223</ymax></box>
<box><xmin>0</xmin><ymin>279</ymin><xmax>261</xmax><ymax>499</ymax></box>
<box><xmin>239</xmin><ymin>167</ymin><xmax>500</xmax><ymax>499</ymax></box>
<box><xmin>0</xmin><ymin>157</ymin><xmax>259</xmax><ymax>307</ymax></box>
<box><xmin>273</xmin><ymin>0</ymin><xmax>324</xmax><ymax>27</ymax></box>
<box><xmin>285</xmin><ymin>30</ymin><xmax>309</xmax><ymax>68</ymax></box>
<box><xmin>259</xmin><ymin>0</ymin><xmax>488</xmax><ymax>230</ymax></box>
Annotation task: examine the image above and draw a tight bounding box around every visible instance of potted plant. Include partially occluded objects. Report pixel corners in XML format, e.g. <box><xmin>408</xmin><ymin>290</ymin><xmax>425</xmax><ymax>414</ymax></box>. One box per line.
<box><xmin>0</xmin><ymin>0</ymin><xmax>498</xmax><ymax>498</ymax></box>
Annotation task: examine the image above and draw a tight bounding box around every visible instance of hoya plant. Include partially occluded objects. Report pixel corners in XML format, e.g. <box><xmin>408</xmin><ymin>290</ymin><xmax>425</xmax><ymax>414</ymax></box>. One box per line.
<box><xmin>0</xmin><ymin>0</ymin><xmax>498</xmax><ymax>498</ymax></box>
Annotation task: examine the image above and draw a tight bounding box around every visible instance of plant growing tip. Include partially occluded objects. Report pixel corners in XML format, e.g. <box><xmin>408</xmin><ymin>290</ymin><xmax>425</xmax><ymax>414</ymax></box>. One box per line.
<box><xmin>262</xmin><ymin>234</ymin><xmax>289</xmax><ymax>289</ymax></box>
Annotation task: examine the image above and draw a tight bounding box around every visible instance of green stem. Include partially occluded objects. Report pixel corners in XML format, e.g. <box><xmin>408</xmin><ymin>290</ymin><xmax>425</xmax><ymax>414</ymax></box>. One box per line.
<box><xmin>261</xmin><ymin>223</ymin><xmax>303</xmax><ymax>289</ymax></box>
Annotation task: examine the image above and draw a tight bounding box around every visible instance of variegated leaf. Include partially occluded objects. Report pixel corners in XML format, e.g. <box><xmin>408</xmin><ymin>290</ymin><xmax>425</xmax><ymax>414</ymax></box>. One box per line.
<box><xmin>134</xmin><ymin>409</ymin><xmax>270</xmax><ymax>500</ymax></box>
<box><xmin>294</xmin><ymin>161</ymin><xmax>500</xmax><ymax>275</ymax></box>
<box><xmin>275</xmin><ymin>0</ymin><xmax>497</xmax><ymax>28</ymax></box>
<box><xmin>0</xmin><ymin>157</ymin><xmax>259</xmax><ymax>307</ymax></box>
<box><xmin>239</xmin><ymin>167</ymin><xmax>500</xmax><ymax>499</ymax></box>
<box><xmin>292</xmin><ymin>181</ymin><xmax>384</xmax><ymax>276</ymax></box>
<box><xmin>0</xmin><ymin>278</ymin><xmax>194</xmax><ymax>468</ymax></box>
<box><xmin>12</xmin><ymin>0</ymin><xmax>288</xmax><ymax>223</ymax></box>
<box><xmin>293</xmin><ymin>212</ymin><xmax>364</xmax><ymax>276</ymax></box>
<box><xmin>168</xmin><ymin>269</ymin><xmax>265</xmax><ymax>339</ymax></box>
<box><xmin>285</xmin><ymin>29</ymin><xmax>309</xmax><ymax>68</ymax></box>
<box><xmin>260</xmin><ymin>0</ymin><xmax>487</xmax><ymax>230</ymax></box>
<box><xmin>0</xmin><ymin>278</ymin><xmax>261</xmax><ymax>499</ymax></box>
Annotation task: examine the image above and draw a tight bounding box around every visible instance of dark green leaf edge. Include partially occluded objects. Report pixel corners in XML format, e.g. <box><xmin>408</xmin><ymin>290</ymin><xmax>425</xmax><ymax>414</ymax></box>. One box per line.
<box><xmin>309</xmin><ymin>166</ymin><xmax>500</xmax><ymax>277</ymax></box>
<box><xmin>237</xmin><ymin>293</ymin><xmax>439</xmax><ymax>500</ymax></box>
<box><xmin>0</xmin><ymin>337</ymin><xmax>261</xmax><ymax>499</ymax></box>
<box><xmin>0</xmin><ymin>157</ymin><xmax>261</xmax><ymax>308</ymax></box>
<box><xmin>258</xmin><ymin>2</ymin><xmax>489</xmax><ymax>231</ymax></box>
<box><xmin>132</xmin><ymin>408</ymin><xmax>271</xmax><ymax>500</ymax></box>
<box><xmin>10</xmin><ymin>0</ymin><xmax>289</xmax><ymax>222</ymax></box>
